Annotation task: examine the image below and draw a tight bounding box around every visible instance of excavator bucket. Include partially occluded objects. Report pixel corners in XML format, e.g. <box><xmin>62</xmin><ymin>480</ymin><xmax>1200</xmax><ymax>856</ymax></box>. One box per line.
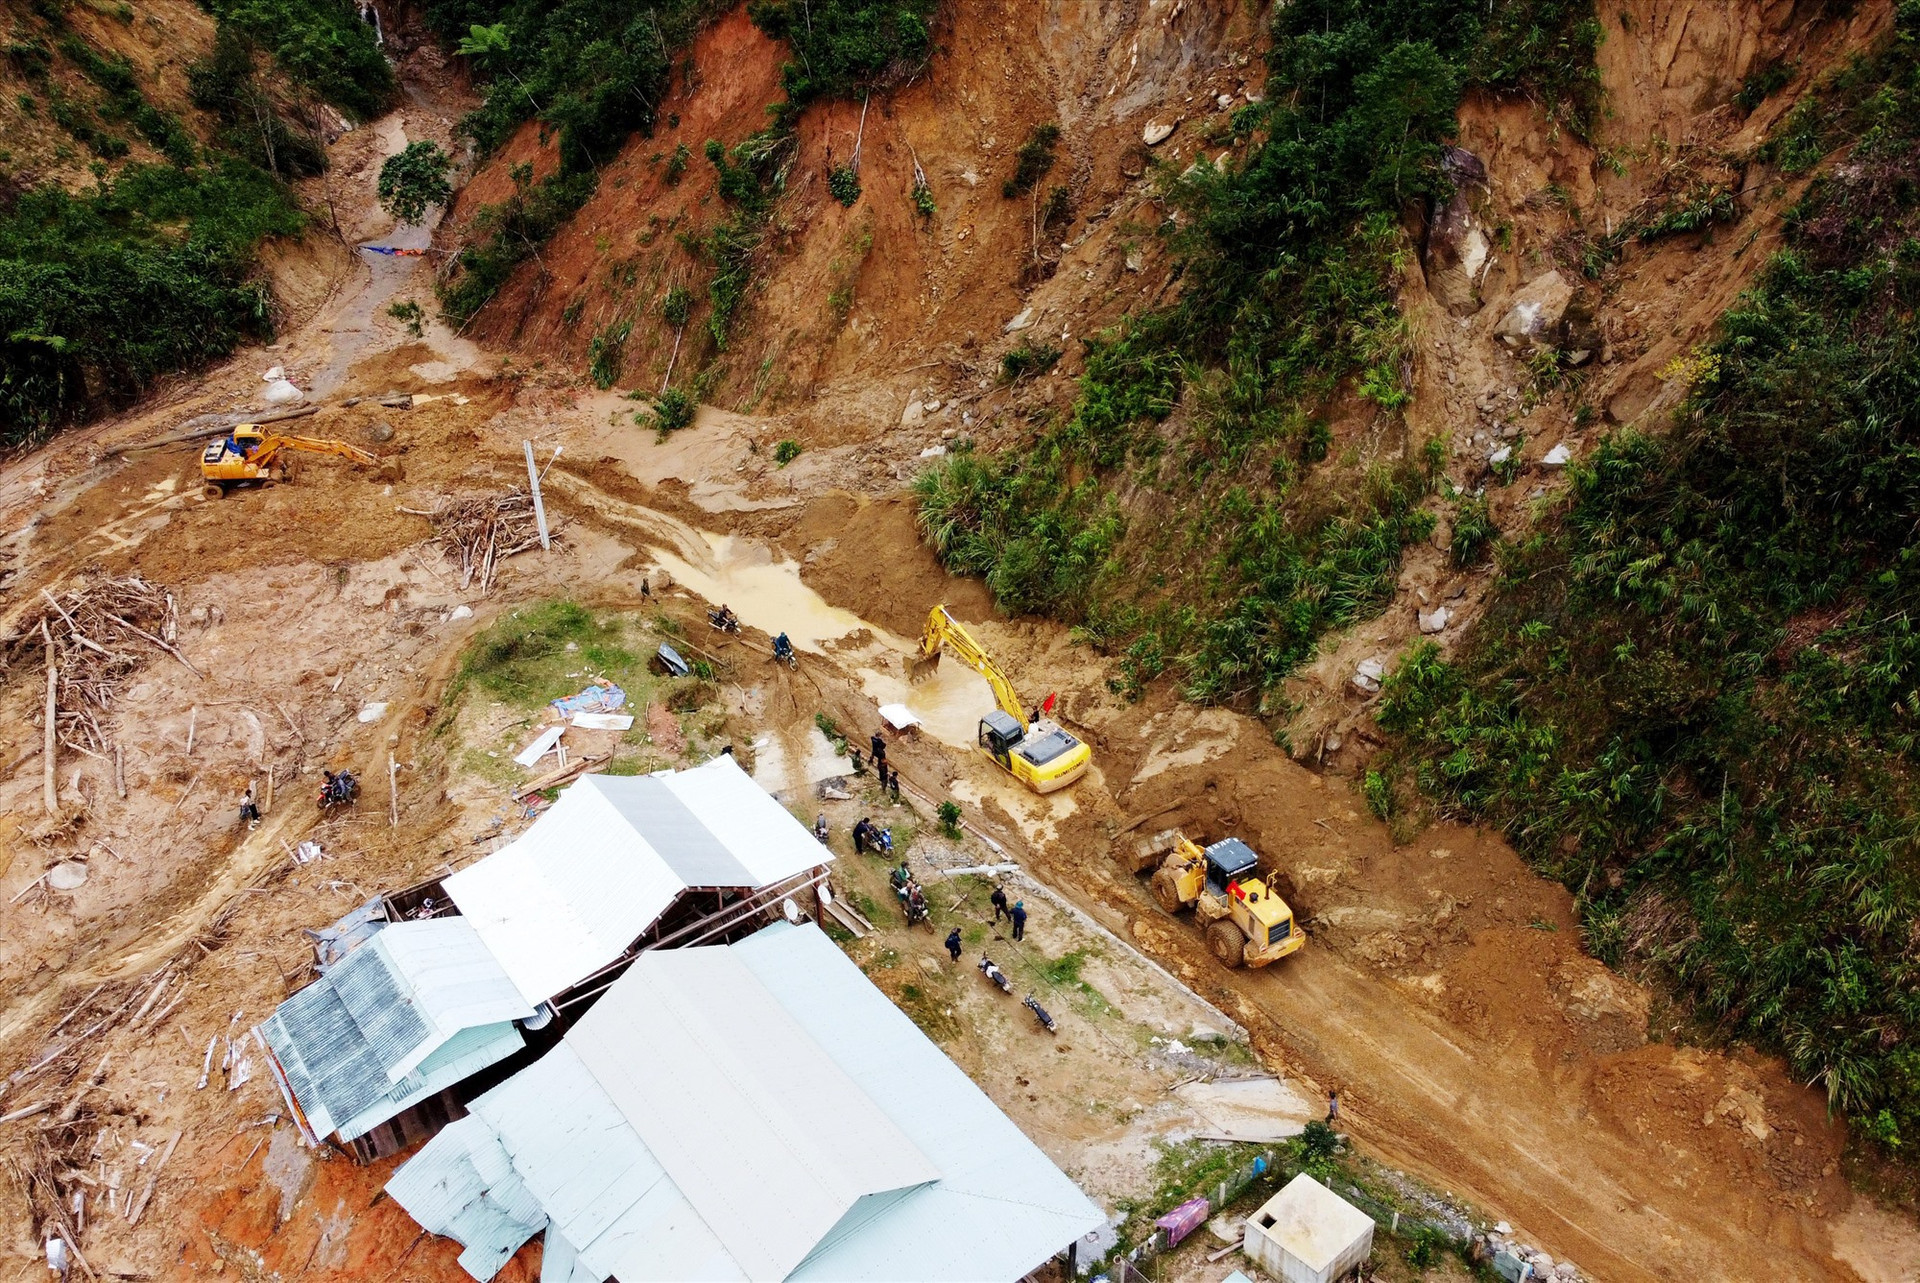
<box><xmin>907</xmin><ymin>650</ymin><xmax>941</xmax><ymax>683</ymax></box>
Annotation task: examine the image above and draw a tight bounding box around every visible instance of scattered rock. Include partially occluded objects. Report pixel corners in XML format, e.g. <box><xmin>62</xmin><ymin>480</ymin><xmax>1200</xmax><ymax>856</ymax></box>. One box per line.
<box><xmin>1215</xmin><ymin>93</ymin><xmax>1233</xmax><ymax>110</ymax></box>
<box><xmin>1494</xmin><ymin>269</ymin><xmax>1575</xmax><ymax>351</ymax></box>
<box><xmin>1489</xmin><ymin>445</ymin><xmax>1512</xmax><ymax>466</ymax></box>
<box><xmin>901</xmin><ymin>400</ymin><xmax>926</xmax><ymax>427</ymax></box>
<box><xmin>1004</xmin><ymin>307</ymin><xmax>1034</xmax><ymax>333</ymax></box>
<box><xmin>448</xmin><ymin>604</ymin><xmax>473</xmax><ymax>622</ymax></box>
<box><xmin>1542</xmin><ymin>443</ymin><xmax>1572</xmax><ymax>467</ymax></box>
<box><xmin>1353</xmin><ymin>657</ymin><xmax>1386</xmax><ymax>694</ymax></box>
<box><xmin>815</xmin><ymin>779</ymin><xmax>853</xmax><ymax>802</ymax></box>
<box><xmin>1124</xmin><ymin>245</ymin><xmax>1145</xmax><ymax>273</ymax></box>
<box><xmin>47</xmin><ymin>861</ymin><xmax>88</xmax><ymax>891</ymax></box>
<box><xmin>1142</xmin><ymin>120</ymin><xmax>1176</xmax><ymax>146</ymax></box>
<box><xmin>357</xmin><ymin>702</ymin><xmax>389</xmax><ymax>723</ymax></box>
<box><xmin>924</xmin><ymin>399</ymin><xmax>941</xmax><ymax>412</ymax></box>
<box><xmin>1419</xmin><ymin>607</ymin><xmax>1451</xmax><ymax>634</ymax></box>
<box><xmin>918</xmin><ymin>445</ymin><xmax>947</xmax><ymax>458</ymax></box>
<box><xmin>368</xmin><ymin>420</ymin><xmax>396</xmax><ymax>444</ymax></box>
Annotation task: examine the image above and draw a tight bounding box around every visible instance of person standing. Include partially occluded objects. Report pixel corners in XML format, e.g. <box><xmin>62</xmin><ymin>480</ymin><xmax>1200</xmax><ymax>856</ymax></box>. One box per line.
<box><xmin>1010</xmin><ymin>900</ymin><xmax>1027</xmax><ymax>941</ymax></box>
<box><xmin>887</xmin><ymin>765</ymin><xmax>901</xmax><ymax>802</ymax></box>
<box><xmin>1326</xmin><ymin>1087</ymin><xmax>1340</xmax><ymax>1124</ymax></box>
<box><xmin>990</xmin><ymin>884</ymin><xmax>1010</xmax><ymax>922</ymax></box>
<box><xmin>945</xmin><ymin>927</ymin><xmax>963</xmax><ymax>962</ymax></box>
<box><xmin>870</xmin><ymin>731</ymin><xmax>887</xmax><ymax>770</ymax></box>
<box><xmin>852</xmin><ymin>817</ymin><xmax>870</xmax><ymax>855</ymax></box>
<box><xmin>239</xmin><ymin>782</ymin><xmax>260</xmax><ymax>827</ymax></box>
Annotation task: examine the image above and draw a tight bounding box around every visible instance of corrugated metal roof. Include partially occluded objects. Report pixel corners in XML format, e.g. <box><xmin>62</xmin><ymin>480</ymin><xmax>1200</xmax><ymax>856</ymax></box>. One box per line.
<box><xmin>386</xmin><ymin>1115</ymin><xmax>547</xmax><ymax>1282</ymax></box>
<box><xmin>387</xmin><ymin>924</ymin><xmax>1102</xmax><ymax>1283</ymax></box>
<box><xmin>256</xmin><ymin>918</ymin><xmax>532</xmax><ymax>1142</ymax></box>
<box><xmin>444</xmin><ymin>755</ymin><xmax>829</xmax><ymax>1006</ymax></box>
<box><xmin>568</xmin><ymin>946</ymin><xmax>937</xmax><ymax>1281</ymax></box>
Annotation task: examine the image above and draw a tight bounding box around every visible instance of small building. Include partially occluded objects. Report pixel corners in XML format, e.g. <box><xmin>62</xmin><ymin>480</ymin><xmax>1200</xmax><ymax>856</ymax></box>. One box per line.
<box><xmin>387</xmin><ymin>922</ymin><xmax>1106</xmax><ymax>1282</ymax></box>
<box><xmin>442</xmin><ymin>754</ymin><xmax>831</xmax><ymax>1008</ymax></box>
<box><xmin>1243</xmin><ymin>1174</ymin><xmax>1375</xmax><ymax>1283</ymax></box>
<box><xmin>256</xmin><ymin>916</ymin><xmax>539</xmax><ymax>1161</ymax></box>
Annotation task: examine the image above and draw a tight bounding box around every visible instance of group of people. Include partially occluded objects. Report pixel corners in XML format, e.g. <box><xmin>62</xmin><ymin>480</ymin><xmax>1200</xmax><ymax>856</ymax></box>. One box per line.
<box><xmin>890</xmin><ymin>860</ymin><xmax>929</xmax><ymax>925</ymax></box>
<box><xmin>989</xmin><ymin>883</ymin><xmax>1028</xmax><ymax>940</ymax></box>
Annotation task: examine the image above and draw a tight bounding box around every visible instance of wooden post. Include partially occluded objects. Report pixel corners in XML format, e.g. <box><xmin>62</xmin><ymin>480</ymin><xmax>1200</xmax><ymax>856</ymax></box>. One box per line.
<box><xmin>388</xmin><ymin>753</ymin><xmax>399</xmax><ymax>828</ymax></box>
<box><xmin>113</xmin><ymin>744</ymin><xmax>125</xmax><ymax>800</ymax></box>
<box><xmin>524</xmin><ymin>440</ymin><xmax>550</xmax><ymax>551</ymax></box>
<box><xmin>40</xmin><ymin>620</ymin><xmax>56</xmax><ymax>815</ymax></box>
<box><xmin>262</xmin><ymin>765</ymin><xmax>273</xmax><ymax>814</ymax></box>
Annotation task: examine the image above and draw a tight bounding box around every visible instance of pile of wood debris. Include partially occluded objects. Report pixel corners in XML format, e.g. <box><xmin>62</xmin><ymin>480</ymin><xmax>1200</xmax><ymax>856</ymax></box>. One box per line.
<box><xmin>3</xmin><ymin>577</ymin><xmax>196</xmax><ymax>769</ymax></box>
<box><xmin>424</xmin><ymin>490</ymin><xmax>558</xmax><ymax>593</ymax></box>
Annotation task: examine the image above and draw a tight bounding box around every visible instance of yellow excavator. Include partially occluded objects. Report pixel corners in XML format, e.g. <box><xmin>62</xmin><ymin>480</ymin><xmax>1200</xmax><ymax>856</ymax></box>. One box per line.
<box><xmin>908</xmin><ymin>605</ymin><xmax>1091</xmax><ymax>793</ymax></box>
<box><xmin>199</xmin><ymin>424</ymin><xmax>379</xmax><ymax>497</ymax></box>
<box><xmin>1145</xmin><ymin>830</ymin><xmax>1304</xmax><ymax>968</ymax></box>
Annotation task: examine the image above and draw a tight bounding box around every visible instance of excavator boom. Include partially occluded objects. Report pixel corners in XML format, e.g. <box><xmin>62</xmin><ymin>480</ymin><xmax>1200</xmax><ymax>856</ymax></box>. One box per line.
<box><xmin>252</xmin><ymin>434</ymin><xmax>380</xmax><ymax>467</ymax></box>
<box><xmin>910</xmin><ymin>606</ymin><xmax>1025</xmax><ymax>722</ymax></box>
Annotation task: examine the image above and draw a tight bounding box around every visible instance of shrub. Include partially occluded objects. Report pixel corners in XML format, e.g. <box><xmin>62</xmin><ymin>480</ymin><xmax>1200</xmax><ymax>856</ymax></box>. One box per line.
<box><xmin>911</xmin><ymin>179</ymin><xmax>935</xmax><ymax>217</ymax></box>
<box><xmin>999</xmin><ymin>341</ymin><xmax>1061</xmax><ymax>383</ymax></box>
<box><xmin>1003</xmin><ymin>122</ymin><xmax>1058</xmax><ymax>198</ymax></box>
<box><xmin>773</xmin><ymin>438</ymin><xmax>801</xmax><ymax>465</ymax></box>
<box><xmin>936</xmin><ymin>800</ymin><xmax>962</xmax><ymax>837</ymax></box>
<box><xmin>747</xmin><ymin>0</ymin><xmax>936</xmax><ymax>114</ymax></box>
<box><xmin>388</xmin><ymin>298</ymin><xmax>425</xmax><ymax>336</ymax></box>
<box><xmin>827</xmin><ymin>162</ymin><xmax>861</xmax><ymax>206</ymax></box>
<box><xmin>377</xmin><ymin>141</ymin><xmax>453</xmax><ymax>226</ymax></box>
<box><xmin>650</xmin><ymin>385</ymin><xmax>695</xmax><ymax>433</ymax></box>
<box><xmin>208</xmin><ymin>0</ymin><xmax>395</xmax><ymax>121</ymax></box>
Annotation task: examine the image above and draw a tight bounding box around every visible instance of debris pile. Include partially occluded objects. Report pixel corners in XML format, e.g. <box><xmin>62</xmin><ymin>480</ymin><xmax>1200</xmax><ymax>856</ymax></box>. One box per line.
<box><xmin>4</xmin><ymin>577</ymin><xmax>192</xmax><ymax>762</ymax></box>
<box><xmin>427</xmin><ymin>490</ymin><xmax>555</xmax><ymax>593</ymax></box>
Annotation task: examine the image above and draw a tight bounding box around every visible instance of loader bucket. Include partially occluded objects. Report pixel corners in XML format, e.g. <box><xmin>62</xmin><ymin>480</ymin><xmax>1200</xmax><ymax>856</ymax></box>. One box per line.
<box><xmin>907</xmin><ymin>651</ymin><xmax>941</xmax><ymax>683</ymax></box>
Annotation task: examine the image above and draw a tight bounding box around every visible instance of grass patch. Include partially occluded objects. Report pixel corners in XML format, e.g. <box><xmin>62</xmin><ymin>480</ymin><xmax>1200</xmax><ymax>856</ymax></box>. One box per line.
<box><xmin>452</xmin><ymin>600</ymin><xmax>641</xmax><ymax>707</ymax></box>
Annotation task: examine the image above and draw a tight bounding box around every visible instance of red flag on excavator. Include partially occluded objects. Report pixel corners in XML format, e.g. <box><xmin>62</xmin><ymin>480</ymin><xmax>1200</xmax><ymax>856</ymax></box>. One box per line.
<box><xmin>1042</xmin><ymin>692</ymin><xmax>1057</xmax><ymax>713</ymax></box>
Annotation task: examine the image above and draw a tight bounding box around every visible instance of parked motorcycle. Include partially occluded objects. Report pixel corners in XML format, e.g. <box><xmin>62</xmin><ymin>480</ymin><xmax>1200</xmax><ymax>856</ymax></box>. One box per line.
<box><xmin>979</xmin><ymin>955</ymin><xmax>1012</xmax><ymax>994</ymax></box>
<box><xmin>1023</xmin><ymin>993</ymin><xmax>1058</xmax><ymax>1034</ymax></box>
<box><xmin>707</xmin><ymin>606</ymin><xmax>740</xmax><ymax>634</ymax></box>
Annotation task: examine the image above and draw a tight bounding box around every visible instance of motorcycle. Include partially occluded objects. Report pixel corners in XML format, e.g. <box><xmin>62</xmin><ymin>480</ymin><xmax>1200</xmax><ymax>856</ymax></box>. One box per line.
<box><xmin>770</xmin><ymin>635</ymin><xmax>797</xmax><ymax>670</ymax></box>
<box><xmin>318</xmin><ymin>769</ymin><xmax>359</xmax><ymax>810</ymax></box>
<box><xmin>903</xmin><ymin>884</ymin><xmax>931</xmax><ymax>930</ymax></box>
<box><xmin>707</xmin><ymin>607</ymin><xmax>740</xmax><ymax>634</ymax></box>
<box><xmin>1023</xmin><ymin>993</ymin><xmax>1059</xmax><ymax>1034</ymax></box>
<box><xmin>979</xmin><ymin>955</ymin><xmax>1012</xmax><ymax>994</ymax></box>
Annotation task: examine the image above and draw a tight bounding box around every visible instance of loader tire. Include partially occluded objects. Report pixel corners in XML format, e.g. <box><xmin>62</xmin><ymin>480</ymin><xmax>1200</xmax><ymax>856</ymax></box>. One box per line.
<box><xmin>201</xmin><ymin>483</ymin><xmax>224</xmax><ymax>500</ymax></box>
<box><xmin>1207</xmin><ymin>919</ymin><xmax>1247</xmax><ymax>969</ymax></box>
<box><xmin>1151</xmin><ymin>867</ymin><xmax>1185</xmax><ymax>915</ymax></box>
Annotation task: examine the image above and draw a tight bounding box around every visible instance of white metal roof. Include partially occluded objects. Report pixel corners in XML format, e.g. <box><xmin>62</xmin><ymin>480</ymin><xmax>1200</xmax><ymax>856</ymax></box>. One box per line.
<box><xmin>444</xmin><ymin>756</ymin><xmax>828</xmax><ymax>1006</ymax></box>
<box><xmin>569</xmin><ymin>945</ymin><xmax>938</xmax><ymax>1281</ymax></box>
<box><xmin>387</xmin><ymin>923</ymin><xmax>1103</xmax><ymax>1283</ymax></box>
<box><xmin>1250</xmin><ymin>1174</ymin><xmax>1375</xmax><ymax>1275</ymax></box>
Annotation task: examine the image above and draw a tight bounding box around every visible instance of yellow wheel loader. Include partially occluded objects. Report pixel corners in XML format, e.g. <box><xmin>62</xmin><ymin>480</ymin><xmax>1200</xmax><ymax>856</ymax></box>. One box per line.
<box><xmin>199</xmin><ymin>424</ymin><xmax>379</xmax><ymax>497</ymax></box>
<box><xmin>1146</xmin><ymin>831</ymin><xmax>1304</xmax><ymax>968</ymax></box>
<box><xmin>908</xmin><ymin>605</ymin><xmax>1091</xmax><ymax>793</ymax></box>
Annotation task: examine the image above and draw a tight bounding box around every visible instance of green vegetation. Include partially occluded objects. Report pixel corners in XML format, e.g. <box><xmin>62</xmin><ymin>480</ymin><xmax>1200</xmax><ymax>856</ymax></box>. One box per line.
<box><xmin>999</xmin><ymin>340</ymin><xmax>1060</xmax><ymax>383</ymax></box>
<box><xmin>827</xmin><ymin>162</ymin><xmax>861</xmax><ymax>206</ymax></box>
<box><xmin>911</xmin><ymin>178</ymin><xmax>936</xmax><ymax>217</ymax></box>
<box><xmin>207</xmin><ymin>0</ymin><xmax>395</xmax><ymax>121</ymax></box>
<box><xmin>388</xmin><ymin>298</ymin><xmax>426</xmax><ymax>337</ymax></box>
<box><xmin>915</xmin><ymin>0</ymin><xmax>1598</xmax><ymax>713</ymax></box>
<box><xmin>647</xmin><ymin>385</ymin><xmax>696</xmax><ymax>433</ymax></box>
<box><xmin>936</xmin><ymin>799</ymin><xmax>961</xmax><ymax>838</ymax></box>
<box><xmin>1379</xmin><ymin>14</ymin><xmax>1920</xmax><ymax>1152</ymax></box>
<box><xmin>378</xmin><ymin>141</ymin><xmax>454</xmax><ymax>225</ymax></box>
<box><xmin>452</xmin><ymin>600</ymin><xmax>638</xmax><ymax>706</ymax></box>
<box><xmin>1002</xmin><ymin>122</ymin><xmax>1058</xmax><ymax>199</ymax></box>
<box><xmin>746</xmin><ymin>0</ymin><xmax>936</xmax><ymax>117</ymax></box>
<box><xmin>773</xmin><ymin>437</ymin><xmax>802</xmax><ymax>465</ymax></box>
<box><xmin>0</xmin><ymin>162</ymin><xmax>302</xmax><ymax>442</ymax></box>
<box><xmin>186</xmin><ymin>26</ymin><xmax>327</xmax><ymax>178</ymax></box>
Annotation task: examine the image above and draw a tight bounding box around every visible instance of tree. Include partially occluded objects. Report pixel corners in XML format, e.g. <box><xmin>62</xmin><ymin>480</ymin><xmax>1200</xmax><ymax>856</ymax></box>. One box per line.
<box><xmin>377</xmin><ymin>141</ymin><xmax>453</xmax><ymax>226</ymax></box>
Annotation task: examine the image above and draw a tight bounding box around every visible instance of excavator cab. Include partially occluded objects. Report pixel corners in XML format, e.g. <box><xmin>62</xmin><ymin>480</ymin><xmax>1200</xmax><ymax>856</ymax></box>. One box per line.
<box><xmin>1205</xmin><ymin>837</ymin><xmax>1260</xmax><ymax>897</ymax></box>
<box><xmin>979</xmin><ymin>709</ymin><xmax>1022</xmax><ymax>770</ymax></box>
<box><xmin>199</xmin><ymin>423</ymin><xmax>378</xmax><ymax>497</ymax></box>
